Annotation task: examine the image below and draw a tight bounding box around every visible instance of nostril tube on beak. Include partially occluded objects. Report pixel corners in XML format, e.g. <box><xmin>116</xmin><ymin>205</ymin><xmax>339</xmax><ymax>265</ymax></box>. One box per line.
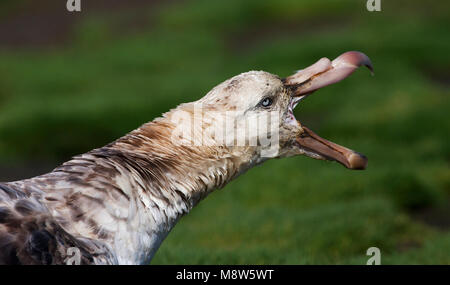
<box><xmin>284</xmin><ymin>57</ymin><xmax>331</xmax><ymax>85</ymax></box>
<box><xmin>284</xmin><ymin>51</ymin><xmax>373</xmax><ymax>96</ymax></box>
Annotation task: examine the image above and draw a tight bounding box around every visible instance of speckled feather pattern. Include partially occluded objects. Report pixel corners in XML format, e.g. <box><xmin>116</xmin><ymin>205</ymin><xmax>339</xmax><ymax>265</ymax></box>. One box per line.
<box><xmin>0</xmin><ymin>71</ymin><xmax>286</xmax><ymax>265</ymax></box>
<box><xmin>0</xmin><ymin>122</ymin><xmax>251</xmax><ymax>264</ymax></box>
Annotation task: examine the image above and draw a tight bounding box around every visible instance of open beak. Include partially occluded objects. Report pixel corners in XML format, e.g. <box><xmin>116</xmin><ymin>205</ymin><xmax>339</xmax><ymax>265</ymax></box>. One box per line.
<box><xmin>284</xmin><ymin>51</ymin><xmax>373</xmax><ymax>170</ymax></box>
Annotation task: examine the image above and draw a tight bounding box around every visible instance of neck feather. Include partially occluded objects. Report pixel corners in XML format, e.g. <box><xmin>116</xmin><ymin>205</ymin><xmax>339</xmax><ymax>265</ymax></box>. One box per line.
<box><xmin>109</xmin><ymin>118</ymin><xmax>252</xmax><ymax>209</ymax></box>
<box><xmin>81</xmin><ymin>117</ymin><xmax>256</xmax><ymax>263</ymax></box>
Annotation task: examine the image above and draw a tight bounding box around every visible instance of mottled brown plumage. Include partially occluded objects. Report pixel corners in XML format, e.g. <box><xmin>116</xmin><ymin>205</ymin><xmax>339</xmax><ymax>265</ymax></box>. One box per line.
<box><xmin>0</xmin><ymin>52</ymin><xmax>372</xmax><ymax>264</ymax></box>
<box><xmin>0</xmin><ymin>117</ymin><xmax>253</xmax><ymax>264</ymax></box>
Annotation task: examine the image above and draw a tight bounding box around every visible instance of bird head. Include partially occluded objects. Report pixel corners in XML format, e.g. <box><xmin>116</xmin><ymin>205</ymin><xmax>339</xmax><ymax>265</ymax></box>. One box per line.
<box><xmin>168</xmin><ymin>51</ymin><xmax>373</xmax><ymax>170</ymax></box>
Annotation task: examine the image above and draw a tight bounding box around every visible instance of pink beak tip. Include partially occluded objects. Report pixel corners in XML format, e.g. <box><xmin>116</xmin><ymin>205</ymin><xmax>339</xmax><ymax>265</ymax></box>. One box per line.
<box><xmin>346</xmin><ymin>50</ymin><xmax>374</xmax><ymax>74</ymax></box>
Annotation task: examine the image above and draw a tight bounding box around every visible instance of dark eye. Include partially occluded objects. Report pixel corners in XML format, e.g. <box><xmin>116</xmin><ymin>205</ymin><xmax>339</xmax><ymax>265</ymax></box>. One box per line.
<box><xmin>260</xmin><ymin>97</ymin><xmax>273</xmax><ymax>108</ymax></box>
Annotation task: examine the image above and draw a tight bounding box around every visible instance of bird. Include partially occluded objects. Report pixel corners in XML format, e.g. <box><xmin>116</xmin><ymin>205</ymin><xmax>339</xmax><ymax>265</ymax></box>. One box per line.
<box><xmin>0</xmin><ymin>51</ymin><xmax>373</xmax><ymax>265</ymax></box>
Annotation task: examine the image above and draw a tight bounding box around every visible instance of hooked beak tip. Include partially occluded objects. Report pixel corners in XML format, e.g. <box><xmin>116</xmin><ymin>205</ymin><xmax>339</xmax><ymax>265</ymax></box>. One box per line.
<box><xmin>284</xmin><ymin>51</ymin><xmax>374</xmax><ymax>96</ymax></box>
<box><xmin>334</xmin><ymin>51</ymin><xmax>374</xmax><ymax>75</ymax></box>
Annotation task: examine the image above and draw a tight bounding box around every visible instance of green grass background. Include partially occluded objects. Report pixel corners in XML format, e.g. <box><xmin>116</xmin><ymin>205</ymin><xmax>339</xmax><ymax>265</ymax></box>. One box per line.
<box><xmin>0</xmin><ymin>0</ymin><xmax>449</xmax><ymax>264</ymax></box>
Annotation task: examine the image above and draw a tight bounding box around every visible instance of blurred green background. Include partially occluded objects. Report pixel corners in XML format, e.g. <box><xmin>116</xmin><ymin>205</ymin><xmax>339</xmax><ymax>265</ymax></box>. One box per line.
<box><xmin>0</xmin><ymin>0</ymin><xmax>449</xmax><ymax>264</ymax></box>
